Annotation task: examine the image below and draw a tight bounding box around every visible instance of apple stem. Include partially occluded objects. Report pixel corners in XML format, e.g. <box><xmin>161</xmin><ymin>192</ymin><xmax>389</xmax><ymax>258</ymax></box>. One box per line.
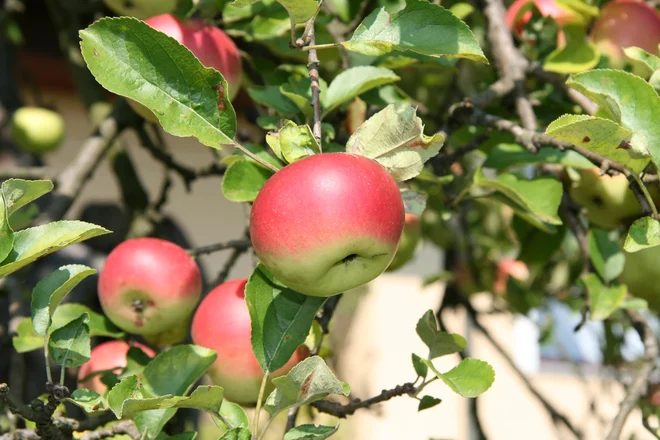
<box><xmin>231</xmin><ymin>142</ymin><xmax>281</xmax><ymax>173</ymax></box>
<box><xmin>301</xmin><ymin>43</ymin><xmax>340</xmax><ymax>52</ymax></box>
<box><xmin>44</xmin><ymin>338</ymin><xmax>53</xmax><ymax>384</ymax></box>
<box><xmin>251</xmin><ymin>370</ymin><xmax>270</xmax><ymax>440</ymax></box>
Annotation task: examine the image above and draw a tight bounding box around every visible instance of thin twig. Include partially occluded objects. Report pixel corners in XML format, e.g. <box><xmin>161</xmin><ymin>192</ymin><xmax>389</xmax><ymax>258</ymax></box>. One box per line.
<box><xmin>188</xmin><ymin>239</ymin><xmax>252</xmax><ymax>257</ymax></box>
<box><xmin>605</xmin><ymin>310</ymin><xmax>659</xmax><ymax>440</ymax></box>
<box><xmin>306</xmin><ymin>26</ymin><xmax>323</xmax><ymax>149</ymax></box>
<box><xmin>311</xmin><ymin>383</ymin><xmax>416</xmax><ymax>418</ymax></box>
<box><xmin>284</xmin><ymin>407</ymin><xmax>300</xmax><ymax>434</ymax></box>
<box><xmin>79</xmin><ymin>421</ymin><xmax>140</xmax><ymax>440</ymax></box>
<box><xmin>0</xmin><ymin>167</ymin><xmax>55</xmax><ymax>181</ymax></box>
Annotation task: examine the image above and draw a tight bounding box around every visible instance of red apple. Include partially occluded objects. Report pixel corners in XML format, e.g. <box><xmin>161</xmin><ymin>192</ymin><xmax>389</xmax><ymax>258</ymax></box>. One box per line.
<box><xmin>250</xmin><ymin>153</ymin><xmax>405</xmax><ymax>297</ymax></box>
<box><xmin>77</xmin><ymin>340</ymin><xmax>155</xmax><ymax>394</ymax></box>
<box><xmin>98</xmin><ymin>238</ymin><xmax>202</xmax><ymax>344</ymax></box>
<box><xmin>506</xmin><ymin>0</ymin><xmax>584</xmax><ymax>36</ymax></box>
<box><xmin>130</xmin><ymin>14</ymin><xmax>242</xmax><ymax>122</ymax></box>
<box><xmin>386</xmin><ymin>213</ymin><xmax>422</xmax><ymax>271</ymax></box>
<box><xmin>191</xmin><ymin>279</ymin><xmax>309</xmax><ymax>405</ymax></box>
<box><xmin>591</xmin><ymin>0</ymin><xmax>660</xmax><ymax>67</ymax></box>
<box><xmin>493</xmin><ymin>258</ymin><xmax>530</xmax><ymax>295</ymax></box>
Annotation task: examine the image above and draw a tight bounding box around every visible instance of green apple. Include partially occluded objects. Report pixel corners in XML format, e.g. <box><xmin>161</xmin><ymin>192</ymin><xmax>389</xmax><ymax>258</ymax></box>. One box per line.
<box><xmin>569</xmin><ymin>168</ymin><xmax>655</xmax><ymax>229</ymax></box>
<box><xmin>104</xmin><ymin>0</ymin><xmax>176</xmax><ymax>19</ymax></box>
<box><xmin>619</xmin><ymin>246</ymin><xmax>660</xmax><ymax>314</ymax></box>
<box><xmin>10</xmin><ymin>107</ymin><xmax>65</xmax><ymax>154</ymax></box>
<box><xmin>422</xmin><ymin>208</ymin><xmax>453</xmax><ymax>248</ymax></box>
<box><xmin>387</xmin><ymin>213</ymin><xmax>422</xmax><ymax>271</ymax></box>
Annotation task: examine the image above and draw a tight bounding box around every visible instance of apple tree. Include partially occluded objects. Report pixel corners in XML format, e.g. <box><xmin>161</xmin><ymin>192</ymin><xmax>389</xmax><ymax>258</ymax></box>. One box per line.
<box><xmin>0</xmin><ymin>0</ymin><xmax>659</xmax><ymax>439</ymax></box>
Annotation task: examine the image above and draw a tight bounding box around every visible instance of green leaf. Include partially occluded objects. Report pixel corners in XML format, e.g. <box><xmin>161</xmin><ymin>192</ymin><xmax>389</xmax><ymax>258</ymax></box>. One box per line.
<box><xmin>474</xmin><ymin>169</ymin><xmax>563</xmax><ymax>225</ymax></box>
<box><xmin>248</xmin><ymin>86</ymin><xmax>300</xmax><ymax>115</ymax></box>
<box><xmin>0</xmin><ymin>192</ymin><xmax>14</xmax><ymax>264</ymax></box>
<box><xmin>48</xmin><ymin>313</ymin><xmax>91</xmax><ymax>368</ymax></box>
<box><xmin>401</xmin><ymin>189</ymin><xmax>427</xmax><ymax>216</ymax></box>
<box><xmin>142</xmin><ymin>345</ymin><xmax>218</xmax><ymax>397</ymax></box>
<box><xmin>31</xmin><ymin>265</ymin><xmax>97</xmax><ymax>337</ymax></box>
<box><xmin>118</xmin><ymin>385</ymin><xmax>225</xmax><ymax>418</ymax></box>
<box><xmin>543</xmin><ymin>25</ymin><xmax>599</xmax><ymax>74</ymax></box>
<box><xmin>156</xmin><ymin>433</ymin><xmax>197</xmax><ymax>440</ymax></box>
<box><xmin>222</xmin><ymin>159</ymin><xmax>274</xmax><ymax>202</ymax></box>
<box><xmin>264</xmin><ymin>356</ymin><xmax>350</xmax><ymax>416</ymax></box>
<box><xmin>483</xmin><ymin>144</ymin><xmax>594</xmax><ymax>170</ymax></box>
<box><xmin>1</xmin><ymin>179</ymin><xmax>53</xmax><ymax>216</ymax></box>
<box><xmin>52</xmin><ymin>303</ymin><xmax>124</xmax><ymax>339</ymax></box>
<box><xmin>0</xmin><ymin>221</ymin><xmax>110</xmax><ymax>278</ymax></box>
<box><xmin>620</xmin><ymin>297</ymin><xmax>649</xmax><ymax>310</ymax></box>
<box><xmin>283</xmin><ymin>424</ymin><xmax>339</xmax><ymax>440</ymax></box>
<box><xmin>322</xmin><ymin>66</ymin><xmax>400</xmax><ymax>115</ymax></box>
<box><xmin>581</xmin><ymin>273</ymin><xmax>627</xmax><ymax>320</ymax></box>
<box><xmin>266</xmin><ymin>122</ymin><xmax>321</xmax><ymax>163</ymax></box>
<box><xmin>79</xmin><ymin>17</ymin><xmax>237</xmax><ymax>149</ymax></box>
<box><xmin>219</xmin><ymin>428</ymin><xmax>251</xmax><ymax>440</ymax></box>
<box><xmin>12</xmin><ymin>317</ymin><xmax>43</xmax><ymax>353</ymax></box>
<box><xmin>588</xmin><ymin>229</ymin><xmax>624</xmax><ymax>283</ymax></box>
<box><xmin>545</xmin><ymin>114</ymin><xmax>647</xmax><ymax>172</ymax></box>
<box><xmin>418</xmin><ymin>395</ymin><xmax>442</xmax><ymax>411</ymax></box>
<box><xmin>346</xmin><ymin>103</ymin><xmax>445</xmax><ymax>181</ymax></box>
<box><xmin>412</xmin><ymin>353</ymin><xmax>428</xmax><ymax>378</ymax></box>
<box><xmin>423</xmin><ymin>358</ymin><xmax>495</xmax><ymax>398</ymax></box>
<box><xmin>214</xmin><ymin>400</ymin><xmax>249</xmax><ymax>431</ymax></box>
<box><xmin>277</xmin><ymin>0</ymin><xmax>318</xmax><ymax>23</ymax></box>
<box><xmin>9</xmin><ymin>203</ymin><xmax>40</xmax><ymax>231</ymax></box>
<box><xmin>624</xmin><ymin>47</ymin><xmax>660</xmax><ymax>74</ymax></box>
<box><xmin>342</xmin><ymin>0</ymin><xmax>487</xmax><ymax>63</ymax></box>
<box><xmin>246</xmin><ymin>264</ymin><xmax>325</xmax><ymax>372</ymax></box>
<box><xmin>624</xmin><ymin>216</ymin><xmax>660</xmax><ymax>252</ymax></box>
<box><xmin>566</xmin><ymin>69</ymin><xmax>660</xmax><ymax>167</ymax></box>
<box><xmin>67</xmin><ymin>389</ymin><xmax>104</xmax><ymax>413</ymax></box>
<box><xmin>416</xmin><ymin>310</ymin><xmax>466</xmax><ymax>359</ymax></box>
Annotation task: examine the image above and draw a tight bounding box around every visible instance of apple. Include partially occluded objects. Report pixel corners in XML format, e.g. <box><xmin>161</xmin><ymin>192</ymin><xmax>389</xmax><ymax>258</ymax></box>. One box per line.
<box><xmin>77</xmin><ymin>340</ymin><xmax>155</xmax><ymax>394</ymax></box>
<box><xmin>568</xmin><ymin>167</ymin><xmax>656</xmax><ymax>229</ymax></box>
<box><xmin>98</xmin><ymin>238</ymin><xmax>202</xmax><ymax>344</ymax></box>
<box><xmin>387</xmin><ymin>214</ymin><xmax>422</xmax><ymax>271</ymax></box>
<box><xmin>591</xmin><ymin>0</ymin><xmax>660</xmax><ymax>68</ymax></box>
<box><xmin>619</xmin><ymin>245</ymin><xmax>660</xmax><ymax>314</ymax></box>
<box><xmin>129</xmin><ymin>14</ymin><xmax>242</xmax><ymax>123</ymax></box>
<box><xmin>104</xmin><ymin>0</ymin><xmax>176</xmax><ymax>19</ymax></box>
<box><xmin>250</xmin><ymin>153</ymin><xmax>405</xmax><ymax>297</ymax></box>
<box><xmin>421</xmin><ymin>208</ymin><xmax>453</xmax><ymax>249</ymax></box>
<box><xmin>10</xmin><ymin>107</ymin><xmax>65</xmax><ymax>154</ymax></box>
<box><xmin>493</xmin><ymin>258</ymin><xmax>530</xmax><ymax>295</ymax></box>
<box><xmin>506</xmin><ymin>0</ymin><xmax>584</xmax><ymax>37</ymax></box>
<box><xmin>191</xmin><ymin>279</ymin><xmax>309</xmax><ymax>405</ymax></box>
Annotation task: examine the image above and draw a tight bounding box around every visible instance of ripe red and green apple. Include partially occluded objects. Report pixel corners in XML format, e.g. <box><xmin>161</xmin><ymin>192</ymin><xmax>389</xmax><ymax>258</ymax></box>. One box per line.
<box><xmin>78</xmin><ymin>340</ymin><xmax>155</xmax><ymax>394</ymax></box>
<box><xmin>387</xmin><ymin>213</ymin><xmax>421</xmax><ymax>271</ymax></box>
<box><xmin>250</xmin><ymin>152</ymin><xmax>405</xmax><ymax>297</ymax></box>
<box><xmin>191</xmin><ymin>279</ymin><xmax>309</xmax><ymax>405</ymax></box>
<box><xmin>98</xmin><ymin>237</ymin><xmax>202</xmax><ymax>345</ymax></box>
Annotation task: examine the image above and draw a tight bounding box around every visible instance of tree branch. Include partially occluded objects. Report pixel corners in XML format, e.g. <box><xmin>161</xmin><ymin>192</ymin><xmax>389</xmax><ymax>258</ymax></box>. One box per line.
<box><xmin>305</xmin><ymin>26</ymin><xmax>323</xmax><ymax>149</ymax></box>
<box><xmin>188</xmin><ymin>239</ymin><xmax>252</xmax><ymax>257</ymax></box>
<box><xmin>0</xmin><ymin>167</ymin><xmax>55</xmax><ymax>181</ymax></box>
<box><xmin>311</xmin><ymin>383</ymin><xmax>416</xmax><ymax>418</ymax></box>
<box><xmin>78</xmin><ymin>421</ymin><xmax>140</xmax><ymax>440</ymax></box>
<box><xmin>605</xmin><ymin>310</ymin><xmax>659</xmax><ymax>440</ymax></box>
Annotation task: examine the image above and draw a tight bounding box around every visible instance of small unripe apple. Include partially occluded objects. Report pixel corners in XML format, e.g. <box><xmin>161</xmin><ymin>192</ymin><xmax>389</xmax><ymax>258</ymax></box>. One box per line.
<box><xmin>10</xmin><ymin>107</ymin><xmax>65</xmax><ymax>154</ymax></box>
<box><xmin>250</xmin><ymin>153</ymin><xmax>405</xmax><ymax>297</ymax></box>
<box><xmin>77</xmin><ymin>340</ymin><xmax>155</xmax><ymax>394</ymax></box>
<box><xmin>98</xmin><ymin>238</ymin><xmax>202</xmax><ymax>344</ymax></box>
<box><xmin>620</xmin><ymin>245</ymin><xmax>660</xmax><ymax>314</ymax></box>
<box><xmin>191</xmin><ymin>279</ymin><xmax>309</xmax><ymax>405</ymax></box>
<box><xmin>569</xmin><ymin>168</ymin><xmax>650</xmax><ymax>229</ymax></box>
<box><xmin>129</xmin><ymin>14</ymin><xmax>242</xmax><ymax>122</ymax></box>
<box><xmin>387</xmin><ymin>214</ymin><xmax>421</xmax><ymax>271</ymax></box>
<box><xmin>104</xmin><ymin>0</ymin><xmax>176</xmax><ymax>19</ymax></box>
<box><xmin>591</xmin><ymin>0</ymin><xmax>660</xmax><ymax>67</ymax></box>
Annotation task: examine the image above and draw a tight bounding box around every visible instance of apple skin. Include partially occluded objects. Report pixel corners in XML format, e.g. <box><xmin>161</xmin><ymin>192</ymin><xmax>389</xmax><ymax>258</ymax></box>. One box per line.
<box><xmin>506</xmin><ymin>0</ymin><xmax>583</xmax><ymax>36</ymax></box>
<box><xmin>104</xmin><ymin>0</ymin><xmax>176</xmax><ymax>19</ymax></box>
<box><xmin>250</xmin><ymin>153</ymin><xmax>405</xmax><ymax>297</ymax></box>
<box><xmin>386</xmin><ymin>213</ymin><xmax>421</xmax><ymax>271</ymax></box>
<box><xmin>77</xmin><ymin>340</ymin><xmax>155</xmax><ymax>394</ymax></box>
<box><xmin>619</xmin><ymin>245</ymin><xmax>660</xmax><ymax>313</ymax></box>
<box><xmin>190</xmin><ymin>279</ymin><xmax>310</xmax><ymax>405</ymax></box>
<box><xmin>98</xmin><ymin>238</ymin><xmax>202</xmax><ymax>343</ymax></box>
<box><xmin>10</xmin><ymin>107</ymin><xmax>65</xmax><ymax>154</ymax></box>
<box><xmin>591</xmin><ymin>0</ymin><xmax>660</xmax><ymax>68</ymax></box>
<box><xmin>568</xmin><ymin>168</ymin><xmax>655</xmax><ymax>229</ymax></box>
<box><xmin>129</xmin><ymin>14</ymin><xmax>242</xmax><ymax>123</ymax></box>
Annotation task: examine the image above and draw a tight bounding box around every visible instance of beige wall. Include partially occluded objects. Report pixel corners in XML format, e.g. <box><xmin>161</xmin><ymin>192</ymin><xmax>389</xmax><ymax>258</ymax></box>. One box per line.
<box><xmin>17</xmin><ymin>90</ymin><xmax>653</xmax><ymax>440</ymax></box>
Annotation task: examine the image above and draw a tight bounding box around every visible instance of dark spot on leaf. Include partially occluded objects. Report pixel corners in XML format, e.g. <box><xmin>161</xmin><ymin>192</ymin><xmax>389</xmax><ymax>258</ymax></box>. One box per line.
<box><xmin>582</xmin><ymin>136</ymin><xmax>590</xmax><ymax>143</ymax></box>
<box><xmin>93</xmin><ymin>49</ymin><xmax>99</xmax><ymax>56</ymax></box>
<box><xmin>299</xmin><ymin>371</ymin><xmax>316</xmax><ymax>398</ymax></box>
<box><xmin>216</xmin><ymin>83</ymin><xmax>226</xmax><ymax>111</ymax></box>
<box><xmin>617</xmin><ymin>140</ymin><xmax>632</xmax><ymax>150</ymax></box>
